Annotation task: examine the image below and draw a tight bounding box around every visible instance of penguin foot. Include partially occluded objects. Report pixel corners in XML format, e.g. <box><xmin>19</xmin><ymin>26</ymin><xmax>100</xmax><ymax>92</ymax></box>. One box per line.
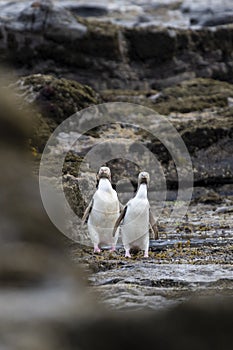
<box><xmin>125</xmin><ymin>249</ymin><xmax>131</xmax><ymax>258</ymax></box>
<box><xmin>143</xmin><ymin>253</ymin><xmax>149</xmax><ymax>258</ymax></box>
<box><xmin>94</xmin><ymin>246</ymin><xmax>101</xmax><ymax>253</ymax></box>
<box><xmin>109</xmin><ymin>246</ymin><xmax>116</xmax><ymax>252</ymax></box>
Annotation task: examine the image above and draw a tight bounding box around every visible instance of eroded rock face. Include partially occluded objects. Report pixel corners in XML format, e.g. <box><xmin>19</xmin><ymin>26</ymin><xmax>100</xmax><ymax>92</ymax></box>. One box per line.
<box><xmin>0</xmin><ymin>1</ymin><xmax>233</xmax><ymax>90</ymax></box>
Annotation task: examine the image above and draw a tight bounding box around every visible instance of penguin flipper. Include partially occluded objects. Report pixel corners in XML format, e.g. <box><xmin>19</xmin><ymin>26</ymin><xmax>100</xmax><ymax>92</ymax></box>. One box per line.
<box><xmin>81</xmin><ymin>199</ymin><xmax>93</xmax><ymax>225</ymax></box>
<box><xmin>149</xmin><ymin>208</ymin><xmax>158</xmax><ymax>240</ymax></box>
<box><xmin>112</xmin><ymin>206</ymin><xmax>127</xmax><ymax>237</ymax></box>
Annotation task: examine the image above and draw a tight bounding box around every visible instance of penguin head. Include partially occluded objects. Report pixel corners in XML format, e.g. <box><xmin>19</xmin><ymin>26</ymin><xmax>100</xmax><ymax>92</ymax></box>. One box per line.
<box><xmin>138</xmin><ymin>171</ymin><xmax>150</xmax><ymax>187</ymax></box>
<box><xmin>97</xmin><ymin>166</ymin><xmax>111</xmax><ymax>181</ymax></box>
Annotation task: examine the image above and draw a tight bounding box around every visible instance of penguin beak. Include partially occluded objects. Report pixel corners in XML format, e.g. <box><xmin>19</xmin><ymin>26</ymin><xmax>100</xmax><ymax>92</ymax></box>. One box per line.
<box><xmin>139</xmin><ymin>173</ymin><xmax>149</xmax><ymax>186</ymax></box>
<box><xmin>140</xmin><ymin>177</ymin><xmax>148</xmax><ymax>184</ymax></box>
<box><xmin>98</xmin><ymin>168</ymin><xmax>111</xmax><ymax>180</ymax></box>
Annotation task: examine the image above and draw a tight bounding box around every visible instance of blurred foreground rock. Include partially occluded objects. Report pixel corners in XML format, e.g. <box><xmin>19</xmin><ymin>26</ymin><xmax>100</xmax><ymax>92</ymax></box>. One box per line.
<box><xmin>0</xmin><ymin>81</ymin><xmax>98</xmax><ymax>349</ymax></box>
<box><xmin>72</xmin><ymin>297</ymin><xmax>233</xmax><ymax>350</ymax></box>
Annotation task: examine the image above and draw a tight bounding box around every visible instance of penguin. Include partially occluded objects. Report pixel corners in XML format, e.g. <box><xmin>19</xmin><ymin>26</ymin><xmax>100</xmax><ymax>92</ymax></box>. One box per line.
<box><xmin>82</xmin><ymin>166</ymin><xmax>120</xmax><ymax>253</ymax></box>
<box><xmin>113</xmin><ymin>171</ymin><xmax>158</xmax><ymax>258</ymax></box>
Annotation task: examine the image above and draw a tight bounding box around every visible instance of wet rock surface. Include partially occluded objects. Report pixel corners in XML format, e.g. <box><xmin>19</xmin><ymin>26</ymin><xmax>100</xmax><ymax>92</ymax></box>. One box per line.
<box><xmin>90</xmin><ymin>263</ymin><xmax>233</xmax><ymax>311</ymax></box>
<box><xmin>70</xmin><ymin>199</ymin><xmax>233</xmax><ymax>310</ymax></box>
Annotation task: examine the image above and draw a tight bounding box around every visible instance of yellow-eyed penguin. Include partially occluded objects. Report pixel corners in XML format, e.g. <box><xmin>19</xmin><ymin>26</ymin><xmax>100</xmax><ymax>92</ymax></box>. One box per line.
<box><xmin>113</xmin><ymin>172</ymin><xmax>157</xmax><ymax>258</ymax></box>
<box><xmin>82</xmin><ymin>166</ymin><xmax>120</xmax><ymax>253</ymax></box>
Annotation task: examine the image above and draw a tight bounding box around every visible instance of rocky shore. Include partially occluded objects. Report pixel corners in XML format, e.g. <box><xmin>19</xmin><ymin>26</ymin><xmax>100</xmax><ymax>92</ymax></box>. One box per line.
<box><xmin>0</xmin><ymin>0</ymin><xmax>232</xmax><ymax>348</ymax></box>
<box><xmin>1</xmin><ymin>85</ymin><xmax>232</xmax><ymax>347</ymax></box>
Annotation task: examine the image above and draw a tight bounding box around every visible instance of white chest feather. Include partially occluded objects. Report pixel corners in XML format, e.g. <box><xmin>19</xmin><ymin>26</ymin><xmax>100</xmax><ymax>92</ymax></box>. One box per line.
<box><xmin>88</xmin><ymin>178</ymin><xmax>120</xmax><ymax>245</ymax></box>
<box><xmin>122</xmin><ymin>184</ymin><xmax>150</xmax><ymax>248</ymax></box>
<box><xmin>92</xmin><ymin>179</ymin><xmax>119</xmax><ymax>218</ymax></box>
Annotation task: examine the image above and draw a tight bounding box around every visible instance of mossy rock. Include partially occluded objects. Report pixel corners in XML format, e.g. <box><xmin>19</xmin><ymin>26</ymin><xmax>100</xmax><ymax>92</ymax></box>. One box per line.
<box><xmin>63</xmin><ymin>174</ymin><xmax>86</xmax><ymax>218</ymax></box>
<box><xmin>63</xmin><ymin>151</ymin><xmax>83</xmax><ymax>178</ymax></box>
<box><xmin>22</xmin><ymin>74</ymin><xmax>101</xmax><ymax>124</ymax></box>
<box><xmin>17</xmin><ymin>74</ymin><xmax>101</xmax><ymax>152</ymax></box>
<box><xmin>153</xmin><ymin>78</ymin><xmax>233</xmax><ymax>115</ymax></box>
<box><xmin>101</xmin><ymin>89</ymin><xmax>158</xmax><ymax>109</ymax></box>
<box><xmin>102</xmin><ymin>78</ymin><xmax>233</xmax><ymax>115</ymax></box>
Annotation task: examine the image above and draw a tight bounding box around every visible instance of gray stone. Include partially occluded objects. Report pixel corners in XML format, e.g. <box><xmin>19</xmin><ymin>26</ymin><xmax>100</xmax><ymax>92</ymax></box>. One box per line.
<box><xmin>1</xmin><ymin>0</ymin><xmax>86</xmax><ymax>35</ymax></box>
<box><xmin>215</xmin><ymin>206</ymin><xmax>233</xmax><ymax>214</ymax></box>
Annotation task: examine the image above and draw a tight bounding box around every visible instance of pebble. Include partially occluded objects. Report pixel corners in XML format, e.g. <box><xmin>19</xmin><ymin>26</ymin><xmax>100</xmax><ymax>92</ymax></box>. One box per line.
<box><xmin>215</xmin><ymin>206</ymin><xmax>233</xmax><ymax>214</ymax></box>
